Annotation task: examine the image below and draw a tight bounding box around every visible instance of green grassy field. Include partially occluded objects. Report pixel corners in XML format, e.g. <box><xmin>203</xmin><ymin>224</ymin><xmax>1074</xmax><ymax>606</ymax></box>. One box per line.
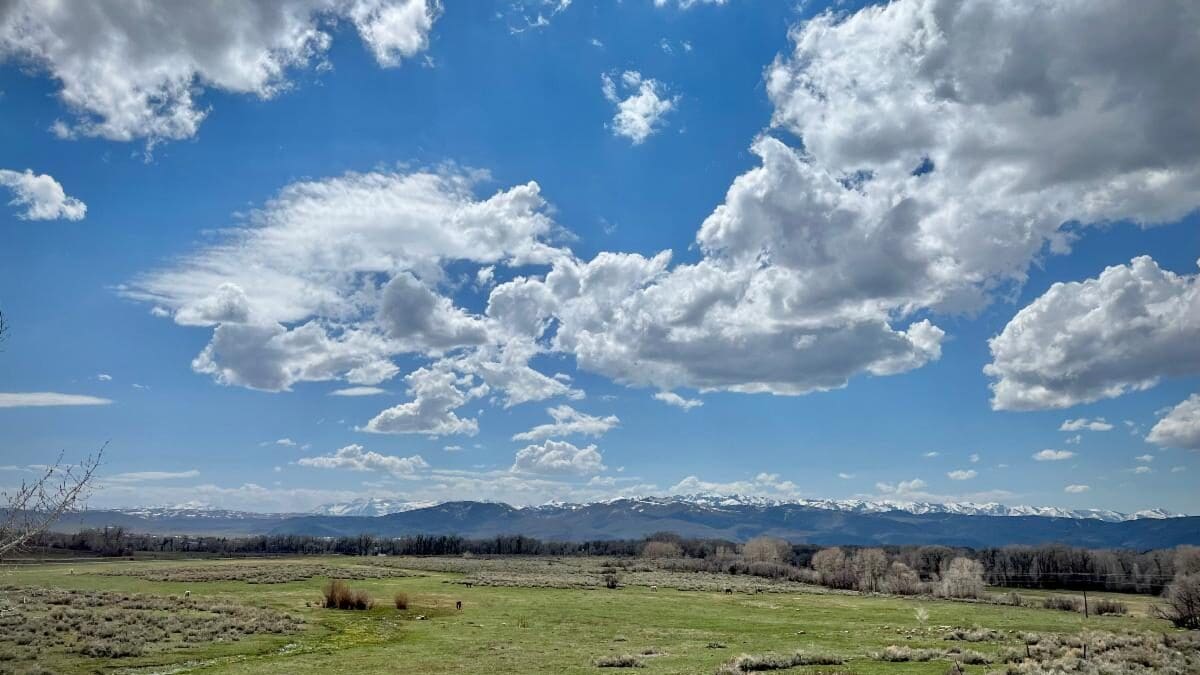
<box><xmin>0</xmin><ymin>556</ymin><xmax>1193</xmax><ymax>674</ymax></box>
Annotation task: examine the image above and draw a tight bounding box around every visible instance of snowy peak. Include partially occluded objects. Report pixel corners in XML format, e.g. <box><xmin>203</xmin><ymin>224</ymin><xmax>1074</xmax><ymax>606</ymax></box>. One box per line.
<box><xmin>114</xmin><ymin>506</ymin><xmax>287</xmax><ymax>520</ymax></box>
<box><xmin>313</xmin><ymin>497</ymin><xmax>440</xmax><ymax>517</ymax></box>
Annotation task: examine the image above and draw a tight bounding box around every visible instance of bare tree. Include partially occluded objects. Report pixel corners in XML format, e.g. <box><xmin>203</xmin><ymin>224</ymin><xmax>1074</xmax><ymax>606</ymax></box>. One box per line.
<box><xmin>885</xmin><ymin>561</ymin><xmax>922</xmax><ymax>595</ymax></box>
<box><xmin>1175</xmin><ymin>546</ymin><xmax>1200</xmax><ymax>576</ymax></box>
<box><xmin>743</xmin><ymin>536</ymin><xmax>791</xmax><ymax>563</ymax></box>
<box><xmin>940</xmin><ymin>557</ymin><xmax>986</xmax><ymax>599</ymax></box>
<box><xmin>812</xmin><ymin>547</ymin><xmax>856</xmax><ymax>589</ymax></box>
<box><xmin>642</xmin><ymin>541</ymin><xmax>683</xmax><ymax>559</ymax></box>
<box><xmin>0</xmin><ymin>446</ymin><xmax>104</xmax><ymax>559</ymax></box>
<box><xmin>1156</xmin><ymin>573</ymin><xmax>1200</xmax><ymax>630</ymax></box>
<box><xmin>0</xmin><ymin>309</ymin><xmax>105</xmax><ymax>559</ymax></box>
<box><xmin>854</xmin><ymin>548</ymin><xmax>889</xmax><ymax>593</ymax></box>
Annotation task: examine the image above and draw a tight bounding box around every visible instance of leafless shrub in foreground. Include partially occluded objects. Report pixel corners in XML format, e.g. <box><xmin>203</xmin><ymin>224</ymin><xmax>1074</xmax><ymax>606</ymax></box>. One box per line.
<box><xmin>1156</xmin><ymin>573</ymin><xmax>1200</xmax><ymax>630</ymax></box>
<box><xmin>1</xmin><ymin>445</ymin><xmax>104</xmax><ymax>560</ymax></box>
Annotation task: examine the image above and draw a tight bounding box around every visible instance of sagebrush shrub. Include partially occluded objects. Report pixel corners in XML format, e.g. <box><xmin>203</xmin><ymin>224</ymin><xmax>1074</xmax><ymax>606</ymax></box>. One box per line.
<box><xmin>718</xmin><ymin>650</ymin><xmax>843</xmax><ymax>672</ymax></box>
<box><xmin>595</xmin><ymin>654</ymin><xmax>644</xmax><ymax>668</ymax></box>
<box><xmin>872</xmin><ymin>645</ymin><xmax>939</xmax><ymax>662</ymax></box>
<box><xmin>1042</xmin><ymin>595</ymin><xmax>1082</xmax><ymax>612</ymax></box>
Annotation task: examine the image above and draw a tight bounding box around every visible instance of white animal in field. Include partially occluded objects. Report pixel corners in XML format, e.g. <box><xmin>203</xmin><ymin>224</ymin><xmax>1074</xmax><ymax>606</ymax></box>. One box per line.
<box><xmin>650</xmin><ymin>585</ymin><xmax>657</xmax><ymax>591</ymax></box>
<box><xmin>184</xmin><ymin>590</ymin><xmax>191</xmax><ymax>598</ymax></box>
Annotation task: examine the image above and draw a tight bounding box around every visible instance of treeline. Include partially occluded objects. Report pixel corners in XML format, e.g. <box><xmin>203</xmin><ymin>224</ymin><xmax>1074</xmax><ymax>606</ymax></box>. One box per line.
<box><xmin>30</xmin><ymin>528</ymin><xmax>654</xmax><ymax>558</ymax></box>
<box><xmin>26</xmin><ymin>528</ymin><xmax>1197</xmax><ymax>595</ymax></box>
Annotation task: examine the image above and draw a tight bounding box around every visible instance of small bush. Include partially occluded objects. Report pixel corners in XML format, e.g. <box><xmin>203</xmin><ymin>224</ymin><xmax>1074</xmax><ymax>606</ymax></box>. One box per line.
<box><xmin>352</xmin><ymin>590</ymin><xmax>373</xmax><ymax>610</ymax></box>
<box><xmin>1092</xmin><ymin>598</ymin><xmax>1128</xmax><ymax>615</ymax></box>
<box><xmin>604</xmin><ymin>573</ymin><xmax>620</xmax><ymax>589</ymax></box>
<box><xmin>323</xmin><ymin>580</ymin><xmax>350</xmax><ymax>609</ymax></box>
<box><xmin>595</xmin><ymin>654</ymin><xmax>644</xmax><ymax>668</ymax></box>
<box><xmin>1042</xmin><ymin>595</ymin><xmax>1083</xmax><ymax>612</ymax></box>
<box><xmin>949</xmin><ymin>649</ymin><xmax>990</xmax><ymax>665</ymax></box>
<box><xmin>322</xmin><ymin>580</ymin><xmax>371</xmax><ymax>610</ymax></box>
<box><xmin>393</xmin><ymin>592</ymin><xmax>409</xmax><ymax>610</ymax></box>
<box><xmin>1001</xmin><ymin>591</ymin><xmax>1023</xmax><ymax>606</ymax></box>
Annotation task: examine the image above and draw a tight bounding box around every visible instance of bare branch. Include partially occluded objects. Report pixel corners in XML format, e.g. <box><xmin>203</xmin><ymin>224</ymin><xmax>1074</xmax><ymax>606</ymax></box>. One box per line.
<box><xmin>0</xmin><ymin>442</ymin><xmax>106</xmax><ymax>559</ymax></box>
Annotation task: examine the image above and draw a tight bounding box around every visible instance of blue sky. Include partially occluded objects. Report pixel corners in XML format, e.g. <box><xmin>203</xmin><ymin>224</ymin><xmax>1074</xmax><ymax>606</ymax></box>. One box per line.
<box><xmin>1</xmin><ymin>0</ymin><xmax>1198</xmax><ymax>514</ymax></box>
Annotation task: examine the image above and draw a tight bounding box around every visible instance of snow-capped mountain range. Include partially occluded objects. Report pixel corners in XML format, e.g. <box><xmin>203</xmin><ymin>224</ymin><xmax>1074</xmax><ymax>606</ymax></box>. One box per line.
<box><xmin>312</xmin><ymin>494</ymin><xmax>1184</xmax><ymax>522</ymax></box>
<box><xmin>311</xmin><ymin>498</ymin><xmax>440</xmax><ymax>517</ymax></box>
<box><xmin>114</xmin><ymin>506</ymin><xmax>295</xmax><ymax>520</ymax></box>
<box><xmin>76</xmin><ymin>494</ymin><xmax>1194</xmax><ymax>547</ymax></box>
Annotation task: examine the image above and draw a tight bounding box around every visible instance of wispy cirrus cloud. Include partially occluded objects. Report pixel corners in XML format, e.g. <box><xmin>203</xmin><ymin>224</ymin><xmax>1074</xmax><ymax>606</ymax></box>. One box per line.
<box><xmin>0</xmin><ymin>392</ymin><xmax>111</xmax><ymax>408</ymax></box>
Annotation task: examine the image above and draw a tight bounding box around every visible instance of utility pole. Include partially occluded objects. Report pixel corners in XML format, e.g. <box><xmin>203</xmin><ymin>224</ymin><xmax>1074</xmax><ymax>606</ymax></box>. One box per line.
<box><xmin>1082</xmin><ymin>587</ymin><xmax>1088</xmax><ymax>618</ymax></box>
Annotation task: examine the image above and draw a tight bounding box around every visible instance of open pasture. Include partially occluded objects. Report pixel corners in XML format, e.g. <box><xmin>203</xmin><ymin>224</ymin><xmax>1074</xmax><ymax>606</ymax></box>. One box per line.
<box><xmin>0</xmin><ymin>556</ymin><xmax>1195</xmax><ymax>674</ymax></box>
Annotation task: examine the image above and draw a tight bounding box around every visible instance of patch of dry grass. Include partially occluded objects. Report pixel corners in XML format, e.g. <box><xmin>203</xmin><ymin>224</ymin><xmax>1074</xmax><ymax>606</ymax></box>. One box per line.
<box><xmin>0</xmin><ymin>585</ymin><xmax>302</xmax><ymax>666</ymax></box>
<box><xmin>97</xmin><ymin>562</ymin><xmax>415</xmax><ymax>584</ymax></box>
<box><xmin>715</xmin><ymin>649</ymin><xmax>844</xmax><ymax>673</ymax></box>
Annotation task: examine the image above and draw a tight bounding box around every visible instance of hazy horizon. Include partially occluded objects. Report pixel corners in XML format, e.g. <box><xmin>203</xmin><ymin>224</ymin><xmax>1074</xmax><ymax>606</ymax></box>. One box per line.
<box><xmin>2</xmin><ymin>0</ymin><xmax>1198</xmax><ymax>517</ymax></box>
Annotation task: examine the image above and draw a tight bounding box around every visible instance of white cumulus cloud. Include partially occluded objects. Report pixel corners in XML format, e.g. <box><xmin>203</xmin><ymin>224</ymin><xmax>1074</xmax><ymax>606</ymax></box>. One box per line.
<box><xmin>875</xmin><ymin>478</ymin><xmax>927</xmax><ymax>497</ymax></box>
<box><xmin>669</xmin><ymin>472</ymin><xmax>798</xmax><ymax>498</ymax></box>
<box><xmin>987</xmin><ymin>257</ymin><xmax>1200</xmax><ymax>410</ymax></box>
<box><xmin>0</xmin><ymin>0</ymin><xmax>439</xmax><ymax>144</ymax></box>
<box><xmin>512</xmin><ymin>405</ymin><xmax>619</xmax><ymax>442</ymax></box>
<box><xmin>1147</xmin><ymin>394</ymin><xmax>1200</xmax><ymax>450</ymax></box>
<box><xmin>297</xmin><ymin>444</ymin><xmax>429</xmax><ymax>475</ymax></box>
<box><xmin>0</xmin><ymin>169</ymin><xmax>86</xmax><ymax>220</ymax></box>
<box><xmin>653</xmin><ymin>391</ymin><xmax>703</xmax><ymax>411</ymax></box>
<box><xmin>363</xmin><ymin>365</ymin><xmax>484</xmax><ymax>436</ymax></box>
<box><xmin>601</xmin><ymin>70</ymin><xmax>677</xmax><ymax>144</ymax></box>
<box><xmin>511</xmin><ymin>439</ymin><xmax>605</xmax><ymax>476</ymax></box>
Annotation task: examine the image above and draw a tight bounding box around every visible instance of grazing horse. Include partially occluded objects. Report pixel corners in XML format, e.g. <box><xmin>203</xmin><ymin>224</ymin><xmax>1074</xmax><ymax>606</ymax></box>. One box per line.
<box><xmin>456</xmin><ymin>600</ymin><xmax>462</xmax><ymax>610</ymax></box>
